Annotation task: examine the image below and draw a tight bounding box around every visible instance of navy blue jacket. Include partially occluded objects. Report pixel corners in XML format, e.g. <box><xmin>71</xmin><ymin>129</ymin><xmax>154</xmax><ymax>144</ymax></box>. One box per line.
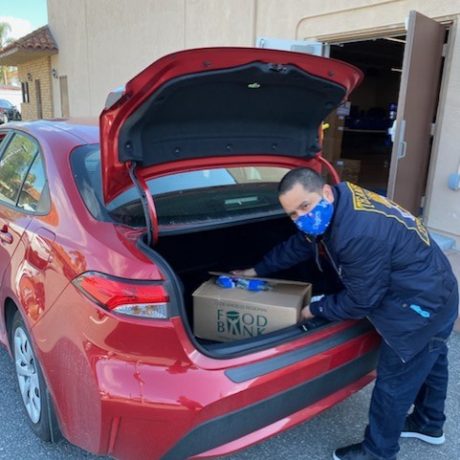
<box><xmin>255</xmin><ymin>182</ymin><xmax>458</xmax><ymax>362</ymax></box>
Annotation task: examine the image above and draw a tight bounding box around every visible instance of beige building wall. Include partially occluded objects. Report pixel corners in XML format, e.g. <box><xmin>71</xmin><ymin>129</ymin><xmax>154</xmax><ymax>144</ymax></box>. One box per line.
<box><xmin>17</xmin><ymin>56</ymin><xmax>53</xmax><ymax>120</ymax></box>
<box><xmin>48</xmin><ymin>0</ymin><xmax>256</xmax><ymax>117</ymax></box>
<box><xmin>424</xmin><ymin>20</ymin><xmax>460</xmax><ymax>244</ymax></box>
<box><xmin>47</xmin><ymin>0</ymin><xmax>460</xmax><ymax>246</ymax></box>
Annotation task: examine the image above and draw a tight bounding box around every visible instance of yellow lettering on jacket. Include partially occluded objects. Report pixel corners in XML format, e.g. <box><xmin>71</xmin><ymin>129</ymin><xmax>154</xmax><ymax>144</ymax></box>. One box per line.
<box><xmin>347</xmin><ymin>182</ymin><xmax>430</xmax><ymax>245</ymax></box>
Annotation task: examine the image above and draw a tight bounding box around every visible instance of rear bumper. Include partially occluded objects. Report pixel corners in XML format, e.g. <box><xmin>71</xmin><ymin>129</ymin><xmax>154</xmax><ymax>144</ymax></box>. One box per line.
<box><xmin>34</xmin><ymin>286</ymin><xmax>379</xmax><ymax>459</ymax></box>
<box><xmin>97</xmin><ymin>351</ymin><xmax>378</xmax><ymax>460</ymax></box>
<box><xmin>193</xmin><ymin>372</ymin><xmax>376</xmax><ymax>459</ymax></box>
<box><xmin>102</xmin><ymin>323</ymin><xmax>379</xmax><ymax>459</ymax></box>
<box><xmin>164</xmin><ymin>350</ymin><xmax>378</xmax><ymax>459</ymax></box>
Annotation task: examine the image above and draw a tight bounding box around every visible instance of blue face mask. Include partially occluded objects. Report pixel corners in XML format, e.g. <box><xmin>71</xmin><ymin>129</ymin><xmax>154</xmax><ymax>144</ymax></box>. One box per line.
<box><xmin>294</xmin><ymin>198</ymin><xmax>334</xmax><ymax>236</ymax></box>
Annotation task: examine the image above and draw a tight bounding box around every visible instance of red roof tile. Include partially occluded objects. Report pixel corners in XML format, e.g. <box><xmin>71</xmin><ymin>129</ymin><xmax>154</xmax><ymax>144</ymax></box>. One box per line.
<box><xmin>0</xmin><ymin>25</ymin><xmax>58</xmax><ymax>54</ymax></box>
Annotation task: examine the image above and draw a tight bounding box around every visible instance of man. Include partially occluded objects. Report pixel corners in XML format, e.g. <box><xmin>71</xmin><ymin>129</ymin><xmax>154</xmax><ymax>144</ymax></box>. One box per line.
<box><xmin>234</xmin><ymin>168</ymin><xmax>458</xmax><ymax>460</ymax></box>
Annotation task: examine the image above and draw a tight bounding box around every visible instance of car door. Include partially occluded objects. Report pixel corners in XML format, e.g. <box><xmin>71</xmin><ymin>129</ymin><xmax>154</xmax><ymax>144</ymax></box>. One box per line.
<box><xmin>0</xmin><ymin>131</ymin><xmax>38</xmax><ymax>288</ymax></box>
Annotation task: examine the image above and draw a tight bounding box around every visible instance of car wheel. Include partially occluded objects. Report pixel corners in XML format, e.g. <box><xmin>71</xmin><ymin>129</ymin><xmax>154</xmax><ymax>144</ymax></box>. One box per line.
<box><xmin>12</xmin><ymin>311</ymin><xmax>61</xmax><ymax>441</ymax></box>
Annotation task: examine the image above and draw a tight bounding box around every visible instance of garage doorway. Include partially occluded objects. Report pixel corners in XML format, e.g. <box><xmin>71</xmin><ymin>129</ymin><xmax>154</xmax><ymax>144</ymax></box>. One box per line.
<box><xmin>322</xmin><ymin>11</ymin><xmax>448</xmax><ymax>216</ymax></box>
<box><xmin>324</xmin><ymin>37</ymin><xmax>404</xmax><ymax>196</ymax></box>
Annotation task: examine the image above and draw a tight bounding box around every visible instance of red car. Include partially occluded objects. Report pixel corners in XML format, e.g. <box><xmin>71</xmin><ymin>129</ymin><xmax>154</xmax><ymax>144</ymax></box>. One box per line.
<box><xmin>0</xmin><ymin>48</ymin><xmax>379</xmax><ymax>459</ymax></box>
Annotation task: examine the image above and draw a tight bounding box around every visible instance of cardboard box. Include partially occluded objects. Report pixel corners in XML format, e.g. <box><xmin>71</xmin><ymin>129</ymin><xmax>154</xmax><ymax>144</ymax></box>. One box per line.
<box><xmin>193</xmin><ymin>276</ymin><xmax>312</xmax><ymax>342</ymax></box>
<box><xmin>335</xmin><ymin>159</ymin><xmax>361</xmax><ymax>183</ymax></box>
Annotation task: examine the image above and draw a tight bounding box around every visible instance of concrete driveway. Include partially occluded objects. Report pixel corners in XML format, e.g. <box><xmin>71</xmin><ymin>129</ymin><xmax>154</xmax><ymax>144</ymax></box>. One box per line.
<box><xmin>0</xmin><ymin>332</ymin><xmax>459</xmax><ymax>459</ymax></box>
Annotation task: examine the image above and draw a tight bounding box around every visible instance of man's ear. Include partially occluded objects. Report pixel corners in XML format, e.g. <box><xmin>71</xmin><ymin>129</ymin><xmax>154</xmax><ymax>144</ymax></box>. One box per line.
<box><xmin>323</xmin><ymin>184</ymin><xmax>335</xmax><ymax>203</ymax></box>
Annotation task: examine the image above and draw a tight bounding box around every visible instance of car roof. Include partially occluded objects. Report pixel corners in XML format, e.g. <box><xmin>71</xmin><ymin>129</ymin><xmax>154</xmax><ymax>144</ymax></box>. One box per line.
<box><xmin>3</xmin><ymin>119</ymin><xmax>100</xmax><ymax>145</ymax></box>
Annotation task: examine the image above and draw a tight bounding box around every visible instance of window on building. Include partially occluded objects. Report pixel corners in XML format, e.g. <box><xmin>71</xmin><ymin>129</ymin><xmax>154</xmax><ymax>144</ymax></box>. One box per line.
<box><xmin>21</xmin><ymin>82</ymin><xmax>30</xmax><ymax>103</ymax></box>
<box><xmin>35</xmin><ymin>79</ymin><xmax>43</xmax><ymax>119</ymax></box>
<box><xmin>59</xmin><ymin>76</ymin><xmax>69</xmax><ymax>118</ymax></box>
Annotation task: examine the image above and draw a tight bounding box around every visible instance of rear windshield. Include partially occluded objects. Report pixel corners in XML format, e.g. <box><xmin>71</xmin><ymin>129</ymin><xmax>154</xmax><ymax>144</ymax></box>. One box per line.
<box><xmin>71</xmin><ymin>145</ymin><xmax>288</xmax><ymax>230</ymax></box>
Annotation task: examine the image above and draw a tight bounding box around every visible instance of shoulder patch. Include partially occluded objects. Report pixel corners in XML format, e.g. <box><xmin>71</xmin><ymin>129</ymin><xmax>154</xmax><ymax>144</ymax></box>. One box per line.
<box><xmin>346</xmin><ymin>182</ymin><xmax>430</xmax><ymax>245</ymax></box>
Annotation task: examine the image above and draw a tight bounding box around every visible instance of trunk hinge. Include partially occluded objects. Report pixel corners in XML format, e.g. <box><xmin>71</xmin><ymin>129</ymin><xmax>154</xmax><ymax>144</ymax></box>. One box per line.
<box><xmin>127</xmin><ymin>161</ymin><xmax>158</xmax><ymax>247</ymax></box>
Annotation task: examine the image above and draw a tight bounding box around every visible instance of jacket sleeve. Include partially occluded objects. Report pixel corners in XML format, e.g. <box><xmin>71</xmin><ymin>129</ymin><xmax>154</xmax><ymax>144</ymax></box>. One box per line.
<box><xmin>309</xmin><ymin>236</ymin><xmax>391</xmax><ymax>320</ymax></box>
<box><xmin>255</xmin><ymin>232</ymin><xmax>314</xmax><ymax>276</ymax></box>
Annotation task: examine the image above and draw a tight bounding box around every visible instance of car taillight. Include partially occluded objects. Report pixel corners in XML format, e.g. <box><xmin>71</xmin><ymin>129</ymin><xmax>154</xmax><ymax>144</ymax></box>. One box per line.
<box><xmin>72</xmin><ymin>271</ymin><xmax>170</xmax><ymax>319</ymax></box>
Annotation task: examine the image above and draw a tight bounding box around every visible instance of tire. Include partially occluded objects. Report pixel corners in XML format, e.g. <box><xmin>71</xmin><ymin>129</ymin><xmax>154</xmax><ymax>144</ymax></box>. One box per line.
<box><xmin>11</xmin><ymin>311</ymin><xmax>61</xmax><ymax>442</ymax></box>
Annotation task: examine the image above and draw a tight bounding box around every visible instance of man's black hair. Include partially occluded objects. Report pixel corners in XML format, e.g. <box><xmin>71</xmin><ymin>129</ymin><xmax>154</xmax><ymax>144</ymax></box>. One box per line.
<box><xmin>278</xmin><ymin>168</ymin><xmax>325</xmax><ymax>195</ymax></box>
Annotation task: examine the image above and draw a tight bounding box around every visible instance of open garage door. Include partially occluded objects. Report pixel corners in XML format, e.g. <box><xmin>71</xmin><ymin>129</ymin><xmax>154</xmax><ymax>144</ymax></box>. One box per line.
<box><xmin>387</xmin><ymin>11</ymin><xmax>446</xmax><ymax>215</ymax></box>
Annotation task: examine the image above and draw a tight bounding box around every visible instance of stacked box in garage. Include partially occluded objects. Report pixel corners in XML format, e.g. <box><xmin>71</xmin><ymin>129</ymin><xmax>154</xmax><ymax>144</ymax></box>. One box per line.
<box><xmin>335</xmin><ymin>158</ymin><xmax>361</xmax><ymax>183</ymax></box>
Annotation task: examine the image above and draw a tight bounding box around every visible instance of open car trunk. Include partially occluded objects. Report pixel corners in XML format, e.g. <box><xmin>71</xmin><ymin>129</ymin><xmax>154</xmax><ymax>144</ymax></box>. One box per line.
<box><xmin>70</xmin><ymin>145</ymin><xmax>342</xmax><ymax>358</ymax></box>
<box><xmin>139</xmin><ymin>215</ymin><xmax>342</xmax><ymax>356</ymax></box>
<box><xmin>97</xmin><ymin>48</ymin><xmax>364</xmax><ymax>357</ymax></box>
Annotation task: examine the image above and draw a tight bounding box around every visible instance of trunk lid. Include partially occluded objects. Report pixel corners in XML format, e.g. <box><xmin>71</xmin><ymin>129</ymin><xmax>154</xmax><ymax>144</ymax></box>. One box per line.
<box><xmin>100</xmin><ymin>47</ymin><xmax>362</xmax><ymax>203</ymax></box>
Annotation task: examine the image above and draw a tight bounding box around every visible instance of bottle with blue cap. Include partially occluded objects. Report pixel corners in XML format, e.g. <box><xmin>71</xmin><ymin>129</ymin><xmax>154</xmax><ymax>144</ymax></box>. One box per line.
<box><xmin>216</xmin><ymin>275</ymin><xmax>270</xmax><ymax>292</ymax></box>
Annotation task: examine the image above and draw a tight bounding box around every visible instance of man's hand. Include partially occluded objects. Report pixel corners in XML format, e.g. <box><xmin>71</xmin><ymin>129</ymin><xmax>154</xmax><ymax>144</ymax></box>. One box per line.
<box><xmin>301</xmin><ymin>305</ymin><xmax>314</xmax><ymax>320</ymax></box>
<box><xmin>230</xmin><ymin>268</ymin><xmax>257</xmax><ymax>277</ymax></box>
